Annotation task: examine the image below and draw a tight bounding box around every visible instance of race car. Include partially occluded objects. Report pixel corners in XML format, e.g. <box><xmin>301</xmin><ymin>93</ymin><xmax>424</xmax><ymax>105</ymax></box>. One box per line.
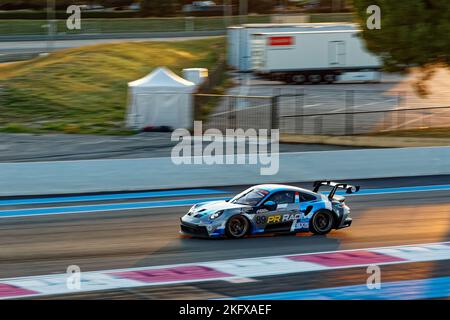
<box><xmin>180</xmin><ymin>181</ymin><xmax>360</xmax><ymax>239</ymax></box>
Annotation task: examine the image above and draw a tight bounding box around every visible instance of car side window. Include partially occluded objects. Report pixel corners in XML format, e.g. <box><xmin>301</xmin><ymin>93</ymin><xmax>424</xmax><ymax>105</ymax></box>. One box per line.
<box><xmin>266</xmin><ymin>191</ymin><xmax>295</xmax><ymax>204</ymax></box>
<box><xmin>300</xmin><ymin>193</ymin><xmax>316</xmax><ymax>202</ymax></box>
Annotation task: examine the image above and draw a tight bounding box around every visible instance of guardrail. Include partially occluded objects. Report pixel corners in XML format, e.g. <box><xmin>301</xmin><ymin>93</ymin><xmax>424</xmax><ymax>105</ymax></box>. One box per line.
<box><xmin>1</xmin><ymin>147</ymin><xmax>449</xmax><ymax>196</ymax></box>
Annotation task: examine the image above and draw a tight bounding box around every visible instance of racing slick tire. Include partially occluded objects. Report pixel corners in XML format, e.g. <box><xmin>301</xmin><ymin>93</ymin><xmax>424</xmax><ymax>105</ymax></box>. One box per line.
<box><xmin>310</xmin><ymin>210</ymin><xmax>335</xmax><ymax>235</ymax></box>
<box><xmin>225</xmin><ymin>215</ymin><xmax>249</xmax><ymax>239</ymax></box>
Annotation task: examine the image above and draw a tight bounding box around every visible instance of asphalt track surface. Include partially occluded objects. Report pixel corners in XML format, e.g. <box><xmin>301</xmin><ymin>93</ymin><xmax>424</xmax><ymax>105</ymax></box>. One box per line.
<box><xmin>1</xmin><ymin>175</ymin><xmax>450</xmax><ymax>299</ymax></box>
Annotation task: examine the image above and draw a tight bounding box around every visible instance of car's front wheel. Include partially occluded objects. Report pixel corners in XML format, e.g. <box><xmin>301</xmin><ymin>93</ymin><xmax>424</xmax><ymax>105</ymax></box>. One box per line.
<box><xmin>225</xmin><ymin>215</ymin><xmax>249</xmax><ymax>239</ymax></box>
<box><xmin>310</xmin><ymin>210</ymin><xmax>334</xmax><ymax>235</ymax></box>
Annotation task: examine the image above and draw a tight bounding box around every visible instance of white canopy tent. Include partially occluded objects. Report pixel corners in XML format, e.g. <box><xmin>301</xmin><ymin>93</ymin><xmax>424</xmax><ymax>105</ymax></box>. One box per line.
<box><xmin>126</xmin><ymin>67</ymin><xmax>196</xmax><ymax>130</ymax></box>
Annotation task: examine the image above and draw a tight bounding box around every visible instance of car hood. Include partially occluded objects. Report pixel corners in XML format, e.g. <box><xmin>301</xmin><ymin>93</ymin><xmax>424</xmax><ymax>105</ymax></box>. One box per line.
<box><xmin>187</xmin><ymin>200</ymin><xmax>251</xmax><ymax>219</ymax></box>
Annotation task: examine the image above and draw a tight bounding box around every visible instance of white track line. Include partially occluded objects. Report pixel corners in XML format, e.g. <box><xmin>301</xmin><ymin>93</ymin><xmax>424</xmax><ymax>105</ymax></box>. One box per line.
<box><xmin>1</xmin><ymin>241</ymin><xmax>449</xmax><ymax>299</ymax></box>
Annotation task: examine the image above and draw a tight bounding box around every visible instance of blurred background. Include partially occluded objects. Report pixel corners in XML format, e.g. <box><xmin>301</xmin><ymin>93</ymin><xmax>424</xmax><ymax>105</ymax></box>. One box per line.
<box><xmin>0</xmin><ymin>0</ymin><xmax>449</xmax><ymax>301</ymax></box>
<box><xmin>0</xmin><ymin>0</ymin><xmax>448</xmax><ymax>142</ymax></box>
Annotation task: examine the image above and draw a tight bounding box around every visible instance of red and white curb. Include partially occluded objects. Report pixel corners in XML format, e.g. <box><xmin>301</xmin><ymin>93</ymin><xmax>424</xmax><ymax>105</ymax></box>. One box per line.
<box><xmin>1</xmin><ymin>241</ymin><xmax>450</xmax><ymax>299</ymax></box>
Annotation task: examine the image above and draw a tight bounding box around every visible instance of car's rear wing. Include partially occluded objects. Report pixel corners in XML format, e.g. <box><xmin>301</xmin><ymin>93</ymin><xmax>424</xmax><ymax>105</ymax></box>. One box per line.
<box><xmin>313</xmin><ymin>181</ymin><xmax>360</xmax><ymax>200</ymax></box>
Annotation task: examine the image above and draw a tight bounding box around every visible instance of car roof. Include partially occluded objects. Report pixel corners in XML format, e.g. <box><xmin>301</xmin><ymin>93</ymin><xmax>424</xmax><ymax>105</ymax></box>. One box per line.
<box><xmin>252</xmin><ymin>184</ymin><xmax>316</xmax><ymax>195</ymax></box>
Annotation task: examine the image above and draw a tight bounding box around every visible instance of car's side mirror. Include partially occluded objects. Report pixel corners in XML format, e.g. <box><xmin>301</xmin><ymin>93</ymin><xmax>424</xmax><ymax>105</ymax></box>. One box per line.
<box><xmin>264</xmin><ymin>201</ymin><xmax>277</xmax><ymax>211</ymax></box>
<box><xmin>303</xmin><ymin>205</ymin><xmax>313</xmax><ymax>215</ymax></box>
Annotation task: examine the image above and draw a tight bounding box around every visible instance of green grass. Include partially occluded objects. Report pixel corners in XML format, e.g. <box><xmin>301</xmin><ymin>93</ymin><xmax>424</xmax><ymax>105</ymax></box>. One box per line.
<box><xmin>0</xmin><ymin>37</ymin><xmax>226</xmax><ymax>135</ymax></box>
<box><xmin>309</xmin><ymin>13</ymin><xmax>354</xmax><ymax>23</ymax></box>
<box><xmin>0</xmin><ymin>16</ymin><xmax>271</xmax><ymax>36</ymax></box>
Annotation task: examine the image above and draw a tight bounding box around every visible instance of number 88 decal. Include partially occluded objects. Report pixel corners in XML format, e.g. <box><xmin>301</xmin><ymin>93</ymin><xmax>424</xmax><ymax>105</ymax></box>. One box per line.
<box><xmin>256</xmin><ymin>215</ymin><xmax>267</xmax><ymax>224</ymax></box>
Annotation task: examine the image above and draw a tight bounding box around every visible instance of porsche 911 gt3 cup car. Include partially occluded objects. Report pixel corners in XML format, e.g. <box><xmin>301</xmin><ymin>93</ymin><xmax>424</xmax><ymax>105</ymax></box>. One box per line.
<box><xmin>180</xmin><ymin>181</ymin><xmax>360</xmax><ymax>239</ymax></box>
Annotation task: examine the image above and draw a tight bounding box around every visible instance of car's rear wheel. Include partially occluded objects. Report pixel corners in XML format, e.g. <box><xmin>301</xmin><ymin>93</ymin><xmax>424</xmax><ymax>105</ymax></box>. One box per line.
<box><xmin>225</xmin><ymin>215</ymin><xmax>249</xmax><ymax>239</ymax></box>
<box><xmin>310</xmin><ymin>210</ymin><xmax>334</xmax><ymax>235</ymax></box>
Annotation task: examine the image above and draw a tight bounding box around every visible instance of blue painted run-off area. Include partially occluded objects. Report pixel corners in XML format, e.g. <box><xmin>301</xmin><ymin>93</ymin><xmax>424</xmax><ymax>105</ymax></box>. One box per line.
<box><xmin>0</xmin><ymin>197</ymin><xmax>229</xmax><ymax>219</ymax></box>
<box><xmin>231</xmin><ymin>276</ymin><xmax>450</xmax><ymax>300</ymax></box>
<box><xmin>0</xmin><ymin>184</ymin><xmax>449</xmax><ymax>219</ymax></box>
<box><xmin>0</xmin><ymin>188</ymin><xmax>227</xmax><ymax>206</ymax></box>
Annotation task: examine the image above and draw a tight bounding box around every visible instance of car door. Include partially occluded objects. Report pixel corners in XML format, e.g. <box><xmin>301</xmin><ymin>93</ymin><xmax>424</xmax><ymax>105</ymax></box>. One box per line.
<box><xmin>259</xmin><ymin>191</ymin><xmax>296</xmax><ymax>233</ymax></box>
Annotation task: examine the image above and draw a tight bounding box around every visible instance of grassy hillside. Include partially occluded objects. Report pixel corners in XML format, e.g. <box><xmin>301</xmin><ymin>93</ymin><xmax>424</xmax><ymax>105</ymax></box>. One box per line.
<box><xmin>0</xmin><ymin>37</ymin><xmax>225</xmax><ymax>134</ymax></box>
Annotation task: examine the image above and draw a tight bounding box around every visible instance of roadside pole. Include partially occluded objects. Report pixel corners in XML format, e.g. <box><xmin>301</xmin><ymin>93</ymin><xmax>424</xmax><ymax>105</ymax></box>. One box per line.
<box><xmin>223</xmin><ymin>0</ymin><xmax>232</xmax><ymax>28</ymax></box>
<box><xmin>46</xmin><ymin>0</ymin><xmax>56</xmax><ymax>53</ymax></box>
<box><xmin>239</xmin><ymin>0</ymin><xmax>248</xmax><ymax>24</ymax></box>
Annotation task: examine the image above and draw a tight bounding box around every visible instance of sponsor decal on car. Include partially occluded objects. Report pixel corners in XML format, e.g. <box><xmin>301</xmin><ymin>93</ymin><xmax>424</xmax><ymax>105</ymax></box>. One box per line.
<box><xmin>267</xmin><ymin>215</ymin><xmax>281</xmax><ymax>224</ymax></box>
<box><xmin>282</xmin><ymin>213</ymin><xmax>302</xmax><ymax>222</ymax></box>
<box><xmin>295</xmin><ymin>222</ymin><xmax>309</xmax><ymax>229</ymax></box>
<box><xmin>266</xmin><ymin>213</ymin><xmax>303</xmax><ymax>224</ymax></box>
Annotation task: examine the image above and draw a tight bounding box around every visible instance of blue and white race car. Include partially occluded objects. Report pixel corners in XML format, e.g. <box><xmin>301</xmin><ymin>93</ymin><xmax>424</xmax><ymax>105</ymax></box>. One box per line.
<box><xmin>180</xmin><ymin>181</ymin><xmax>360</xmax><ymax>239</ymax></box>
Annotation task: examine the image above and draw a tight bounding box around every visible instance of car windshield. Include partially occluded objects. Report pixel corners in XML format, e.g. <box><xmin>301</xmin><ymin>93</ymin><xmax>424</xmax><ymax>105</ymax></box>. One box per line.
<box><xmin>231</xmin><ymin>188</ymin><xmax>269</xmax><ymax>206</ymax></box>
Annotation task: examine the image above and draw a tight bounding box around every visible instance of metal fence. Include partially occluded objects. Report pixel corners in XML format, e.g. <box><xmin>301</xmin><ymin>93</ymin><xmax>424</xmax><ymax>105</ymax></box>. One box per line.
<box><xmin>276</xmin><ymin>88</ymin><xmax>402</xmax><ymax>135</ymax></box>
<box><xmin>195</xmin><ymin>93</ymin><xmax>277</xmax><ymax>132</ymax></box>
<box><xmin>281</xmin><ymin>105</ymin><xmax>450</xmax><ymax>135</ymax></box>
<box><xmin>197</xmin><ymin>88</ymin><xmax>450</xmax><ymax>136</ymax></box>
<box><xmin>0</xmin><ymin>15</ymin><xmax>271</xmax><ymax>37</ymax></box>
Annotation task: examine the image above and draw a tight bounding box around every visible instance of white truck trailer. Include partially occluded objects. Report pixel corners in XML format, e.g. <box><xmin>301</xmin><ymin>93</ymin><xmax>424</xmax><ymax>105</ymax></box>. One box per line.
<box><xmin>251</xmin><ymin>30</ymin><xmax>382</xmax><ymax>84</ymax></box>
<box><xmin>227</xmin><ymin>23</ymin><xmax>358</xmax><ymax>72</ymax></box>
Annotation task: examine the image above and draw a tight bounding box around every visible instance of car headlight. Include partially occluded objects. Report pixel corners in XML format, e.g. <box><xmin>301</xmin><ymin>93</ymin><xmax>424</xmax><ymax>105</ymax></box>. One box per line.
<box><xmin>210</xmin><ymin>210</ymin><xmax>224</xmax><ymax>220</ymax></box>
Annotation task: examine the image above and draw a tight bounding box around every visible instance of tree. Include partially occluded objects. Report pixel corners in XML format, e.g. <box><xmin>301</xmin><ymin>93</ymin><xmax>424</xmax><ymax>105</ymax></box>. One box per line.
<box><xmin>140</xmin><ymin>0</ymin><xmax>178</xmax><ymax>16</ymax></box>
<box><xmin>248</xmin><ymin>0</ymin><xmax>274</xmax><ymax>13</ymax></box>
<box><xmin>227</xmin><ymin>0</ymin><xmax>274</xmax><ymax>14</ymax></box>
<box><xmin>352</xmin><ymin>0</ymin><xmax>450</xmax><ymax>94</ymax></box>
